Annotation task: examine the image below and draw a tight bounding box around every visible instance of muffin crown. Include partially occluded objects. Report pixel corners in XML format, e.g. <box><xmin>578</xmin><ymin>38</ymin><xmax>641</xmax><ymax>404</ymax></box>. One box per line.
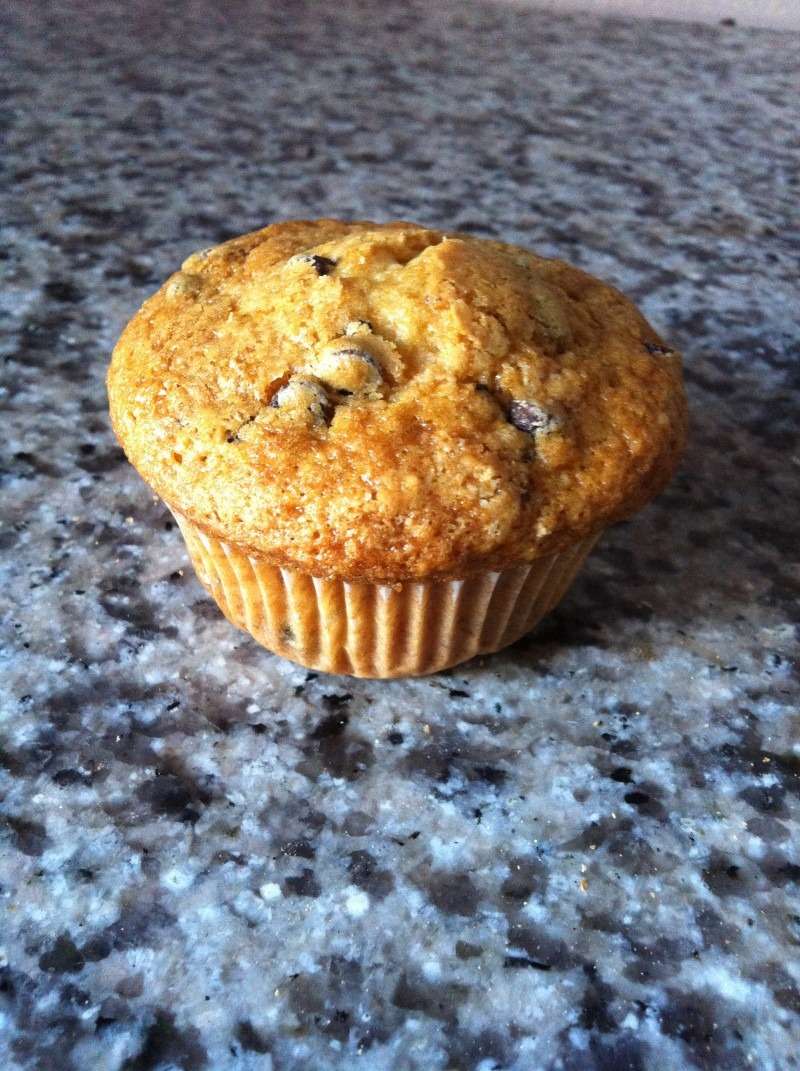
<box><xmin>108</xmin><ymin>220</ymin><xmax>686</xmax><ymax>581</ymax></box>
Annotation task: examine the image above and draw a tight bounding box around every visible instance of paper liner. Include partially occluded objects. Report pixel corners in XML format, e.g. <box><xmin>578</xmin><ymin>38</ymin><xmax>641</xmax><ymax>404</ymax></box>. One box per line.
<box><xmin>173</xmin><ymin>513</ymin><xmax>598</xmax><ymax>678</ymax></box>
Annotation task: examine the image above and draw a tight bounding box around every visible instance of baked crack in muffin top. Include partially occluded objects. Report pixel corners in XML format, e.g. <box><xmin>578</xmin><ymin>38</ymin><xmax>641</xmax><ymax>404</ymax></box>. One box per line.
<box><xmin>108</xmin><ymin>220</ymin><xmax>686</xmax><ymax>581</ymax></box>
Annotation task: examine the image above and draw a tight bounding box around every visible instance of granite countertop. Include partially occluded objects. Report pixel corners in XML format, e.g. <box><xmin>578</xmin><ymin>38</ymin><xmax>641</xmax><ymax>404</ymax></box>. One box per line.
<box><xmin>1</xmin><ymin>2</ymin><xmax>798</xmax><ymax>1069</ymax></box>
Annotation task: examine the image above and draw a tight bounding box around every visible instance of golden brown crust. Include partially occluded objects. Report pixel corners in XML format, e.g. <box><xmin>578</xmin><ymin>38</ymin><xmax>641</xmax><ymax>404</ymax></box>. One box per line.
<box><xmin>108</xmin><ymin>220</ymin><xmax>687</xmax><ymax>582</ymax></box>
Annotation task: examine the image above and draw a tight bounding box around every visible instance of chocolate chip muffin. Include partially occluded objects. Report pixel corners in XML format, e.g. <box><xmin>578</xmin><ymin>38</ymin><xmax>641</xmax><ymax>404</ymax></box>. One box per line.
<box><xmin>108</xmin><ymin>220</ymin><xmax>686</xmax><ymax>676</ymax></box>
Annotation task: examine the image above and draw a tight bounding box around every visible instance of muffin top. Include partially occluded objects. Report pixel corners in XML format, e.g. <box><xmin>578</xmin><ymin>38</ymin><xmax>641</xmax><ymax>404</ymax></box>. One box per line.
<box><xmin>108</xmin><ymin>220</ymin><xmax>686</xmax><ymax>581</ymax></box>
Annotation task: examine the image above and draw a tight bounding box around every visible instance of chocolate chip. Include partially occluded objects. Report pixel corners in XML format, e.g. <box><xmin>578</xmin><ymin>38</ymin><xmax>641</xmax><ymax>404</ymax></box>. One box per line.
<box><xmin>508</xmin><ymin>400</ymin><xmax>558</xmax><ymax>435</ymax></box>
<box><xmin>643</xmin><ymin>341</ymin><xmax>675</xmax><ymax>356</ymax></box>
<box><xmin>269</xmin><ymin>377</ymin><xmax>332</xmax><ymax>427</ymax></box>
<box><xmin>313</xmin><ymin>346</ymin><xmax>383</xmax><ymax>395</ymax></box>
<box><xmin>297</xmin><ymin>254</ymin><xmax>336</xmax><ymax>276</ymax></box>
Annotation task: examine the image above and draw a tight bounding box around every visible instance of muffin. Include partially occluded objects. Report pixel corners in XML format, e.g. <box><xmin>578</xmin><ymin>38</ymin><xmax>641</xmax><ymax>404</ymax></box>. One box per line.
<box><xmin>108</xmin><ymin>220</ymin><xmax>686</xmax><ymax>677</ymax></box>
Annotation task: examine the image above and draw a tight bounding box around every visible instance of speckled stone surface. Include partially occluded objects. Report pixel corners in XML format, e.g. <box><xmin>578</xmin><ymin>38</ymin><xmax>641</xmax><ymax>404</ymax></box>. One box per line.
<box><xmin>1</xmin><ymin>2</ymin><xmax>799</xmax><ymax>1069</ymax></box>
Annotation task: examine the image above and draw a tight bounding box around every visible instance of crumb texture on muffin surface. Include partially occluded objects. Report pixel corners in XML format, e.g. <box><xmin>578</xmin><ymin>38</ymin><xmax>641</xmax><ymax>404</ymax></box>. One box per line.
<box><xmin>108</xmin><ymin>220</ymin><xmax>686</xmax><ymax>581</ymax></box>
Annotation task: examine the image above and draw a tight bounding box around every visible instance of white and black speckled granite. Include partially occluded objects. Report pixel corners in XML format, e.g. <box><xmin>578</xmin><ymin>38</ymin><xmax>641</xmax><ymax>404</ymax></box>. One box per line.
<box><xmin>1</xmin><ymin>2</ymin><xmax>799</xmax><ymax>1069</ymax></box>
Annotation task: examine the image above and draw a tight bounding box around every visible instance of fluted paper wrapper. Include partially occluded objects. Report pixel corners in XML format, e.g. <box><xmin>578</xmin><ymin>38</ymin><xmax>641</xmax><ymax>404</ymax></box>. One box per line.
<box><xmin>173</xmin><ymin>513</ymin><xmax>598</xmax><ymax>678</ymax></box>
